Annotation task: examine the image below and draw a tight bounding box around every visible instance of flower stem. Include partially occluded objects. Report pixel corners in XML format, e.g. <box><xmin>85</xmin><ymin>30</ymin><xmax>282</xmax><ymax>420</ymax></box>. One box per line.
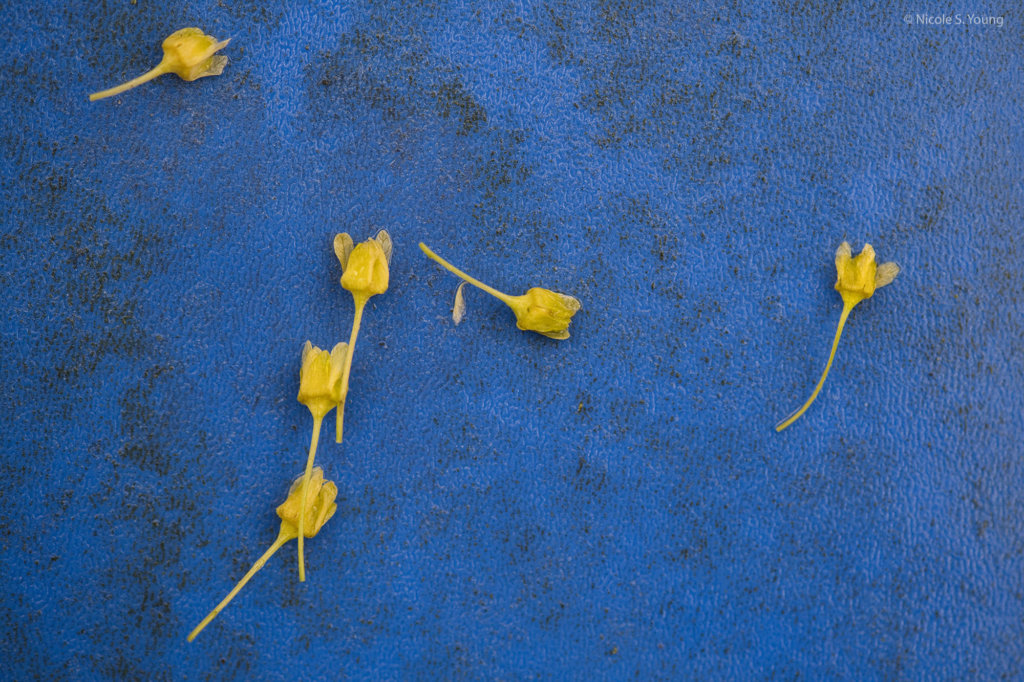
<box><xmin>337</xmin><ymin>295</ymin><xmax>366</xmax><ymax>443</ymax></box>
<box><xmin>187</xmin><ymin>529</ymin><xmax>292</xmax><ymax>642</ymax></box>
<box><xmin>775</xmin><ymin>302</ymin><xmax>854</xmax><ymax>432</ymax></box>
<box><xmin>89</xmin><ymin>62</ymin><xmax>169</xmax><ymax>101</ymax></box>
<box><xmin>419</xmin><ymin>243</ymin><xmax>515</xmax><ymax>306</ymax></box>
<box><xmin>297</xmin><ymin>415</ymin><xmax>323</xmax><ymax>582</ymax></box>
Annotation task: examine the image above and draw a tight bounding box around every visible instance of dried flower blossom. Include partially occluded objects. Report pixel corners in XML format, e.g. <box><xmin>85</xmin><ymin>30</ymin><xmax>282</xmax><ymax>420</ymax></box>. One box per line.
<box><xmin>294</xmin><ymin>341</ymin><xmax>345</xmax><ymax>580</ymax></box>
<box><xmin>419</xmin><ymin>243</ymin><xmax>581</xmax><ymax>340</ymax></box>
<box><xmin>90</xmin><ymin>28</ymin><xmax>229</xmax><ymax>102</ymax></box>
<box><xmin>775</xmin><ymin>242</ymin><xmax>900</xmax><ymax>432</ymax></box>
<box><xmin>187</xmin><ymin>468</ymin><xmax>338</xmax><ymax>641</ymax></box>
<box><xmin>333</xmin><ymin>230</ymin><xmax>392</xmax><ymax>443</ymax></box>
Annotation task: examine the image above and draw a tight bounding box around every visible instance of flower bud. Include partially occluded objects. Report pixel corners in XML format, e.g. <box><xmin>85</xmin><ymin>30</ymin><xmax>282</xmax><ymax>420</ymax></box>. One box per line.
<box><xmin>834</xmin><ymin>242</ymin><xmax>900</xmax><ymax>307</ymax></box>
<box><xmin>89</xmin><ymin>28</ymin><xmax>230</xmax><ymax>102</ymax></box>
<box><xmin>276</xmin><ymin>467</ymin><xmax>339</xmax><ymax>539</ymax></box>
<box><xmin>159</xmin><ymin>28</ymin><xmax>231</xmax><ymax>81</ymax></box>
<box><xmin>508</xmin><ymin>288</ymin><xmax>582</xmax><ymax>340</ymax></box>
<box><xmin>297</xmin><ymin>341</ymin><xmax>347</xmax><ymax>419</ymax></box>
<box><xmin>338</xmin><ymin>231</ymin><xmax>391</xmax><ymax>301</ymax></box>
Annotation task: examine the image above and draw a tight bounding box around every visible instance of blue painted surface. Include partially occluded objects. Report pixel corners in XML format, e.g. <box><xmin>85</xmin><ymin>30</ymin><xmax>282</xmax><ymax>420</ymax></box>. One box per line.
<box><xmin>2</xmin><ymin>2</ymin><xmax>1022</xmax><ymax>679</ymax></box>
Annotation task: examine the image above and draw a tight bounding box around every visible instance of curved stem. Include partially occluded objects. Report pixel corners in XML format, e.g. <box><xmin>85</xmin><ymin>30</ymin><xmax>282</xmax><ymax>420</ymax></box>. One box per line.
<box><xmin>419</xmin><ymin>243</ymin><xmax>515</xmax><ymax>306</ymax></box>
<box><xmin>775</xmin><ymin>303</ymin><xmax>854</xmax><ymax>432</ymax></box>
<box><xmin>337</xmin><ymin>295</ymin><xmax>366</xmax><ymax>443</ymax></box>
<box><xmin>297</xmin><ymin>415</ymin><xmax>323</xmax><ymax>582</ymax></box>
<box><xmin>89</xmin><ymin>62</ymin><xmax>168</xmax><ymax>102</ymax></box>
<box><xmin>187</xmin><ymin>529</ymin><xmax>292</xmax><ymax>642</ymax></box>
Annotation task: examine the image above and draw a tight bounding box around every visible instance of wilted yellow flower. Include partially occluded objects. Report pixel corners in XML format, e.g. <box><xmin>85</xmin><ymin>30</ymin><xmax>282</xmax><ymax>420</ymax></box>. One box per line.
<box><xmin>775</xmin><ymin>241</ymin><xmax>900</xmax><ymax>432</ymax></box>
<box><xmin>419</xmin><ymin>243</ymin><xmax>581</xmax><ymax>340</ymax></box>
<box><xmin>89</xmin><ymin>28</ymin><xmax>230</xmax><ymax>102</ymax></box>
<box><xmin>333</xmin><ymin>230</ymin><xmax>393</xmax><ymax>443</ymax></box>
<box><xmin>295</xmin><ymin>341</ymin><xmax>344</xmax><ymax>580</ymax></box>
<box><xmin>511</xmin><ymin>287</ymin><xmax>583</xmax><ymax>340</ymax></box>
<box><xmin>187</xmin><ymin>468</ymin><xmax>339</xmax><ymax>642</ymax></box>
<box><xmin>275</xmin><ymin>467</ymin><xmax>339</xmax><ymax>539</ymax></box>
<box><xmin>337</xmin><ymin>231</ymin><xmax>391</xmax><ymax>299</ymax></box>
<box><xmin>297</xmin><ymin>340</ymin><xmax>347</xmax><ymax>420</ymax></box>
<box><xmin>833</xmin><ymin>242</ymin><xmax>900</xmax><ymax>307</ymax></box>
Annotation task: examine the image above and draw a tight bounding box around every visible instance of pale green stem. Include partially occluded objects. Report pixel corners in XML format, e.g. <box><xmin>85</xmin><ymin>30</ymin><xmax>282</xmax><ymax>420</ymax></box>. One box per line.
<box><xmin>297</xmin><ymin>415</ymin><xmax>323</xmax><ymax>582</ymax></box>
<box><xmin>775</xmin><ymin>302</ymin><xmax>854</xmax><ymax>432</ymax></box>
<box><xmin>187</xmin><ymin>529</ymin><xmax>292</xmax><ymax>642</ymax></box>
<box><xmin>337</xmin><ymin>295</ymin><xmax>366</xmax><ymax>443</ymax></box>
<box><xmin>419</xmin><ymin>243</ymin><xmax>516</xmax><ymax>306</ymax></box>
<box><xmin>89</xmin><ymin>62</ymin><xmax>169</xmax><ymax>101</ymax></box>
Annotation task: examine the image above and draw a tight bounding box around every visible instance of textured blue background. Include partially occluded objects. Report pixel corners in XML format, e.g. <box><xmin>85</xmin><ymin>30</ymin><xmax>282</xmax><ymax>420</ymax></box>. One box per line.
<box><xmin>2</xmin><ymin>1</ymin><xmax>1022</xmax><ymax>679</ymax></box>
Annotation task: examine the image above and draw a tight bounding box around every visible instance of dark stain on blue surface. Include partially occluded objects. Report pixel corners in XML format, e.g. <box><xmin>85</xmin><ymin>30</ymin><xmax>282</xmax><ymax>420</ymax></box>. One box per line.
<box><xmin>475</xmin><ymin>129</ymin><xmax>532</xmax><ymax>197</ymax></box>
<box><xmin>915</xmin><ymin>185</ymin><xmax>948</xmax><ymax>232</ymax></box>
<box><xmin>432</xmin><ymin>77</ymin><xmax>488</xmax><ymax>136</ymax></box>
<box><xmin>118</xmin><ymin>363</ymin><xmax>178</xmax><ymax>475</ymax></box>
<box><xmin>307</xmin><ymin>25</ymin><xmax>430</xmax><ymax>120</ymax></box>
<box><xmin>305</xmin><ymin>21</ymin><xmax>538</xmax><ymax>269</ymax></box>
<box><xmin>571</xmin><ymin>454</ymin><xmax>608</xmax><ymax>493</ymax></box>
<box><xmin>56</xmin><ymin>223</ymin><xmax>157</xmax><ymax>375</ymax></box>
<box><xmin>536</xmin><ymin>7</ymin><xmax>581</xmax><ymax>66</ymax></box>
<box><xmin>312</xmin><ymin>62</ymin><xmax>410</xmax><ymax>123</ymax></box>
<box><xmin>217</xmin><ymin>0</ymin><xmax>283</xmax><ymax>30</ymax></box>
<box><xmin>88</xmin><ymin>473</ymin><xmax>197</xmax><ymax>677</ymax></box>
<box><xmin>7</xmin><ymin>162</ymin><xmax>163</xmax><ymax>389</ymax></box>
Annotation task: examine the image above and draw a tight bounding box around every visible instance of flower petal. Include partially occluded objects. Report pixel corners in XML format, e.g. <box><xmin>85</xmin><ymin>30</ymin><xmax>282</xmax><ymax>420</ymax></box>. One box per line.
<box><xmin>195</xmin><ymin>54</ymin><xmax>228</xmax><ymax>79</ymax></box>
<box><xmin>834</xmin><ymin>241</ymin><xmax>852</xmax><ymax>269</ymax></box>
<box><xmin>875</xmin><ymin>261</ymin><xmax>900</xmax><ymax>288</ymax></box>
<box><xmin>452</xmin><ymin>282</ymin><xmax>467</xmax><ymax>325</ymax></box>
<box><xmin>334</xmin><ymin>233</ymin><xmax>354</xmax><ymax>272</ymax></box>
<box><xmin>558</xmin><ymin>293</ymin><xmax>582</xmax><ymax>312</ymax></box>
<box><xmin>374</xmin><ymin>230</ymin><xmax>393</xmax><ymax>265</ymax></box>
<box><xmin>301</xmin><ymin>340</ymin><xmax>313</xmax><ymax>367</ymax></box>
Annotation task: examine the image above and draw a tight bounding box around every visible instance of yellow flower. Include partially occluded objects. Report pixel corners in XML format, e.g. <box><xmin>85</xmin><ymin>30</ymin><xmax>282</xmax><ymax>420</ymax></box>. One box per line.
<box><xmin>834</xmin><ymin>241</ymin><xmax>900</xmax><ymax>307</ymax></box>
<box><xmin>187</xmin><ymin>468</ymin><xmax>339</xmax><ymax>642</ymax></box>
<box><xmin>294</xmin><ymin>341</ymin><xmax>345</xmax><ymax>580</ymax></box>
<box><xmin>89</xmin><ymin>28</ymin><xmax>230</xmax><ymax>102</ymax></box>
<box><xmin>296</xmin><ymin>340</ymin><xmax>347</xmax><ymax>420</ymax></box>
<box><xmin>510</xmin><ymin>287</ymin><xmax>583</xmax><ymax>340</ymax></box>
<box><xmin>419</xmin><ymin>243</ymin><xmax>581</xmax><ymax>340</ymax></box>
<box><xmin>775</xmin><ymin>241</ymin><xmax>900</xmax><ymax>432</ymax></box>
<box><xmin>332</xmin><ymin>231</ymin><xmax>393</xmax><ymax>443</ymax></box>
<box><xmin>275</xmin><ymin>466</ymin><xmax>339</xmax><ymax>539</ymax></box>
<box><xmin>337</xmin><ymin>231</ymin><xmax>391</xmax><ymax>300</ymax></box>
